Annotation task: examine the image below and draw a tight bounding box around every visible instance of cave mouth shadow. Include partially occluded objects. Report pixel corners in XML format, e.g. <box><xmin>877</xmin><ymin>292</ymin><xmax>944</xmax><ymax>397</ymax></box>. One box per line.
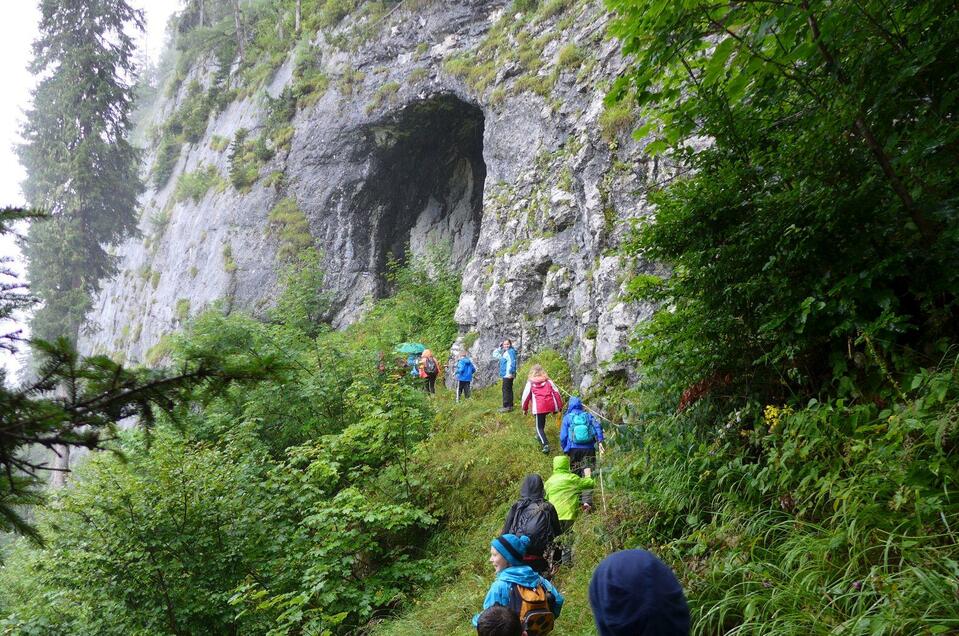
<box><xmin>357</xmin><ymin>93</ymin><xmax>486</xmax><ymax>297</ymax></box>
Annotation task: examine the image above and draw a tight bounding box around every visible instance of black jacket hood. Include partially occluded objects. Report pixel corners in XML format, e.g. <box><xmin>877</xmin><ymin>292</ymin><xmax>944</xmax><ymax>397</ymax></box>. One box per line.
<box><xmin>519</xmin><ymin>474</ymin><xmax>546</xmax><ymax>500</ymax></box>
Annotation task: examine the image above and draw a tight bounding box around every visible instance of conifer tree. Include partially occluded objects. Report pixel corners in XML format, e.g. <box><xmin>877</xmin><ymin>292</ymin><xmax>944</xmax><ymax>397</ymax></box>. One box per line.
<box><xmin>18</xmin><ymin>0</ymin><xmax>145</xmax><ymax>343</ymax></box>
<box><xmin>0</xmin><ymin>209</ymin><xmax>282</xmax><ymax>537</ymax></box>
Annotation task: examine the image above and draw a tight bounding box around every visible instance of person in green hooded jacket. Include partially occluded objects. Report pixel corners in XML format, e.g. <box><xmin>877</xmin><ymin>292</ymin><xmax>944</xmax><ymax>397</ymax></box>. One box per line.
<box><xmin>544</xmin><ymin>455</ymin><xmax>595</xmax><ymax>528</ymax></box>
<box><xmin>544</xmin><ymin>455</ymin><xmax>595</xmax><ymax>567</ymax></box>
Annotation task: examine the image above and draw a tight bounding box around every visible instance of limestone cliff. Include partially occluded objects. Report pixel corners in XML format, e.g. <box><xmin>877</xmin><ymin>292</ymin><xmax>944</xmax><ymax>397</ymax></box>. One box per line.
<box><xmin>80</xmin><ymin>0</ymin><xmax>659</xmax><ymax>392</ymax></box>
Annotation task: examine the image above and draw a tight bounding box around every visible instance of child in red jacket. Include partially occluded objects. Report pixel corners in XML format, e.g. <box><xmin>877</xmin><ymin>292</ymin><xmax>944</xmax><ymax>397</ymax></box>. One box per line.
<box><xmin>521</xmin><ymin>364</ymin><xmax>564</xmax><ymax>454</ymax></box>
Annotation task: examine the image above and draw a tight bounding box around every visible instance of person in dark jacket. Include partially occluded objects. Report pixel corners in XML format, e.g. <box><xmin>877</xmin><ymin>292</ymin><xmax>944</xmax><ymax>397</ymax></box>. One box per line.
<box><xmin>502</xmin><ymin>474</ymin><xmax>562</xmax><ymax>574</ymax></box>
<box><xmin>588</xmin><ymin>549</ymin><xmax>690</xmax><ymax>636</ymax></box>
<box><xmin>419</xmin><ymin>349</ymin><xmax>440</xmax><ymax>394</ymax></box>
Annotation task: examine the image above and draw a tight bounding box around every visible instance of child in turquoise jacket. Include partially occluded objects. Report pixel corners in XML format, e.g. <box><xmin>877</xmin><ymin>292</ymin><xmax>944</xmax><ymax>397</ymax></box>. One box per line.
<box><xmin>472</xmin><ymin>534</ymin><xmax>564</xmax><ymax>630</ymax></box>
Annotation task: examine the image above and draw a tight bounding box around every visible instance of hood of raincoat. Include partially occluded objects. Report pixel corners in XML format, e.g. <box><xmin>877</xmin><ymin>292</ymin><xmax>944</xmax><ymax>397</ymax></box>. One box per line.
<box><xmin>565</xmin><ymin>396</ymin><xmax>584</xmax><ymax>413</ymax></box>
<box><xmin>519</xmin><ymin>474</ymin><xmax>546</xmax><ymax>500</ymax></box>
<box><xmin>495</xmin><ymin>565</ymin><xmax>546</xmax><ymax>588</ymax></box>
<box><xmin>552</xmin><ymin>455</ymin><xmax>571</xmax><ymax>473</ymax></box>
<box><xmin>589</xmin><ymin>550</ymin><xmax>690</xmax><ymax>636</ymax></box>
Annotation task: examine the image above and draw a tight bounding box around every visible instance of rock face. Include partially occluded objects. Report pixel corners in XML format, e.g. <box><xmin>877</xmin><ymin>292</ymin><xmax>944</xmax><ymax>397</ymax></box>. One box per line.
<box><xmin>80</xmin><ymin>0</ymin><xmax>658</xmax><ymax>392</ymax></box>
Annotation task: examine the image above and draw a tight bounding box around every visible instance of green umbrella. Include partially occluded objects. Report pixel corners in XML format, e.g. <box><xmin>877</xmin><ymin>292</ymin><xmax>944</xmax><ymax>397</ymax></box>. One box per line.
<box><xmin>394</xmin><ymin>342</ymin><xmax>426</xmax><ymax>354</ymax></box>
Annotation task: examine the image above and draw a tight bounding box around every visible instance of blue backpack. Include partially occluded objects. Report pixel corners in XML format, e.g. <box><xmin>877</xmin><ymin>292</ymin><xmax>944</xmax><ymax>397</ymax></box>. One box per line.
<box><xmin>571</xmin><ymin>412</ymin><xmax>594</xmax><ymax>444</ymax></box>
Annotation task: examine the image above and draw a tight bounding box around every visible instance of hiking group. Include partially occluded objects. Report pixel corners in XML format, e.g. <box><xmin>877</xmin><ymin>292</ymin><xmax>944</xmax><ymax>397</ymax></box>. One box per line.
<box><xmin>475</xmin><ymin>452</ymin><xmax>690</xmax><ymax>635</ymax></box>
<box><xmin>399</xmin><ymin>339</ymin><xmax>690</xmax><ymax>634</ymax></box>
<box><xmin>403</xmin><ymin>346</ymin><xmax>477</xmax><ymax>400</ymax></box>
<box><xmin>476</xmin><ymin>344</ymin><xmax>690</xmax><ymax>635</ymax></box>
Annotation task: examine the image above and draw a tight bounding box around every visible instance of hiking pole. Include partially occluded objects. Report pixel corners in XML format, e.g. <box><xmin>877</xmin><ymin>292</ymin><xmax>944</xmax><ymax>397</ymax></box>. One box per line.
<box><xmin>597</xmin><ymin>445</ymin><xmax>608</xmax><ymax>515</ymax></box>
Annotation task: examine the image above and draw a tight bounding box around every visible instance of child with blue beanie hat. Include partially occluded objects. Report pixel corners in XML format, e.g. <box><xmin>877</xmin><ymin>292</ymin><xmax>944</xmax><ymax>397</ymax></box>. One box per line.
<box><xmin>472</xmin><ymin>534</ymin><xmax>564</xmax><ymax>633</ymax></box>
<box><xmin>588</xmin><ymin>549</ymin><xmax>690</xmax><ymax>636</ymax></box>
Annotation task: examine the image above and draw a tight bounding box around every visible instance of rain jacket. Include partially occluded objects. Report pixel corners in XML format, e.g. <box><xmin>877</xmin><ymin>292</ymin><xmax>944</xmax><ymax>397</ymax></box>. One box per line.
<box><xmin>560</xmin><ymin>397</ymin><xmax>605</xmax><ymax>452</ymax></box>
<box><xmin>471</xmin><ymin>565</ymin><xmax>565</xmax><ymax>627</ymax></box>
<box><xmin>521</xmin><ymin>377</ymin><xmax>564</xmax><ymax>415</ymax></box>
<box><xmin>589</xmin><ymin>550</ymin><xmax>690</xmax><ymax>636</ymax></box>
<box><xmin>497</xmin><ymin>346</ymin><xmax>518</xmax><ymax>378</ymax></box>
<box><xmin>502</xmin><ymin>475</ymin><xmax>562</xmax><ymax>556</ymax></box>
<box><xmin>544</xmin><ymin>455</ymin><xmax>595</xmax><ymax>521</ymax></box>
<box><xmin>455</xmin><ymin>356</ymin><xmax>476</xmax><ymax>382</ymax></box>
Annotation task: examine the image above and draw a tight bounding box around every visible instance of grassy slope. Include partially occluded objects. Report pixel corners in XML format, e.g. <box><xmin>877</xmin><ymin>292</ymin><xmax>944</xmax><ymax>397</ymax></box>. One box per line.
<box><xmin>372</xmin><ymin>380</ymin><xmax>613</xmax><ymax>636</ymax></box>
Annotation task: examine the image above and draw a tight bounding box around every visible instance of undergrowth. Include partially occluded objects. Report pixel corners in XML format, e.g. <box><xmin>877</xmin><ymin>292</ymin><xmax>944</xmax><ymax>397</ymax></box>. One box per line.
<box><xmin>602</xmin><ymin>367</ymin><xmax>959</xmax><ymax>634</ymax></box>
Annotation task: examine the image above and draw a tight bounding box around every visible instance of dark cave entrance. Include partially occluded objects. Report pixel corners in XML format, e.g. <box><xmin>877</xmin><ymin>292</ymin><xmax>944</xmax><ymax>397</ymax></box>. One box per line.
<box><xmin>357</xmin><ymin>93</ymin><xmax>486</xmax><ymax>296</ymax></box>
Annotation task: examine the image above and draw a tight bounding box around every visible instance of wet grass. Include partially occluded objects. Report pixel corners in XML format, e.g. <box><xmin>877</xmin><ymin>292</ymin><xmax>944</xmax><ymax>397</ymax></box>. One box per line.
<box><xmin>371</xmin><ymin>379</ymin><xmax>611</xmax><ymax>635</ymax></box>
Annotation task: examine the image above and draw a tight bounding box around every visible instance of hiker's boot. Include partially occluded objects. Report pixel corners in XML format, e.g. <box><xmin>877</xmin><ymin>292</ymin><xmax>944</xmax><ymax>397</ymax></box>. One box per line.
<box><xmin>541</xmin><ymin>443</ymin><xmax>550</xmax><ymax>455</ymax></box>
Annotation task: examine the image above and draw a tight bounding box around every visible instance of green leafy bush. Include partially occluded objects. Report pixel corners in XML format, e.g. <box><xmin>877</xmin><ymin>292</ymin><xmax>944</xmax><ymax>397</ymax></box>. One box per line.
<box><xmin>603</xmin><ymin>0</ymin><xmax>959</xmax><ymax>632</ymax></box>
<box><xmin>228</xmin><ymin>128</ymin><xmax>272</xmax><ymax>191</ymax></box>
<box><xmin>174</xmin><ymin>164</ymin><xmax>226</xmax><ymax>203</ymax></box>
<box><xmin>610</xmin><ymin>0</ymin><xmax>959</xmax><ymax>404</ymax></box>
<box><xmin>539</xmin><ymin>0</ymin><xmax>571</xmax><ymax>20</ymax></box>
<box><xmin>608</xmin><ymin>365</ymin><xmax>959</xmax><ymax>633</ymax></box>
<box><xmin>511</xmin><ymin>0</ymin><xmax>539</xmax><ymax>12</ymax></box>
<box><xmin>175</xmin><ymin>298</ymin><xmax>191</xmax><ymax>322</ymax></box>
<box><xmin>597</xmin><ymin>102</ymin><xmax>632</xmax><ymax>143</ymax></box>
<box><xmin>177</xmin><ymin>81</ymin><xmax>215</xmax><ymax>143</ymax></box>
<box><xmin>319</xmin><ymin>0</ymin><xmax>354</xmax><ymax>28</ymax></box>
<box><xmin>557</xmin><ymin>43</ymin><xmax>583</xmax><ymax>69</ymax></box>
<box><xmin>366</xmin><ymin>81</ymin><xmax>401</xmax><ymax>113</ymax></box>
<box><xmin>209</xmin><ymin>134</ymin><xmax>230</xmax><ymax>152</ymax></box>
<box><xmin>0</xmin><ymin>253</ymin><xmax>466</xmax><ymax>634</ymax></box>
<box><xmin>267</xmin><ymin>197</ymin><xmax>313</xmax><ymax>261</ymax></box>
<box><xmin>152</xmin><ymin>135</ymin><xmax>183</xmax><ymax>188</ymax></box>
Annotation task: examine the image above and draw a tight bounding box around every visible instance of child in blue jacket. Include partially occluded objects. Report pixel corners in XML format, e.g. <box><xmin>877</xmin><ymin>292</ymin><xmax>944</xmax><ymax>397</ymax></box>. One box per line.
<box><xmin>473</xmin><ymin>534</ymin><xmax>564</xmax><ymax>633</ymax></box>
<box><xmin>455</xmin><ymin>350</ymin><xmax>476</xmax><ymax>402</ymax></box>
<box><xmin>560</xmin><ymin>397</ymin><xmax>605</xmax><ymax>510</ymax></box>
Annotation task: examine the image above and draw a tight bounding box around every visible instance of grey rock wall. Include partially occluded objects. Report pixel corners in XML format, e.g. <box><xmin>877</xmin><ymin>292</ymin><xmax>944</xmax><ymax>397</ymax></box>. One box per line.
<box><xmin>80</xmin><ymin>0</ymin><xmax>659</xmax><ymax>393</ymax></box>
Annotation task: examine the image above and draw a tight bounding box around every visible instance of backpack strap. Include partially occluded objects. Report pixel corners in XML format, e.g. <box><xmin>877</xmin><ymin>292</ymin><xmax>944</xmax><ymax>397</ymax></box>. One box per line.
<box><xmin>507</xmin><ymin>582</ymin><xmax>521</xmax><ymax>615</ymax></box>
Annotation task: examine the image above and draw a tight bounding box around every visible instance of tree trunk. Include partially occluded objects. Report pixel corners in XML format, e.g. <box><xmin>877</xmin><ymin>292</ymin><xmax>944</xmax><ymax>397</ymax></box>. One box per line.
<box><xmin>50</xmin><ymin>446</ymin><xmax>70</xmax><ymax>488</ymax></box>
<box><xmin>231</xmin><ymin>0</ymin><xmax>245</xmax><ymax>58</ymax></box>
<box><xmin>198</xmin><ymin>0</ymin><xmax>205</xmax><ymax>28</ymax></box>
<box><xmin>50</xmin><ymin>317</ymin><xmax>82</xmax><ymax>489</ymax></box>
<box><xmin>295</xmin><ymin>0</ymin><xmax>301</xmax><ymax>34</ymax></box>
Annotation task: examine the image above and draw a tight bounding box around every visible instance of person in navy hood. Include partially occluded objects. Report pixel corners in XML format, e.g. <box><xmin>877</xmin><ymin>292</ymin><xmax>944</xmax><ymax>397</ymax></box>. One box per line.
<box><xmin>588</xmin><ymin>550</ymin><xmax>690</xmax><ymax>636</ymax></box>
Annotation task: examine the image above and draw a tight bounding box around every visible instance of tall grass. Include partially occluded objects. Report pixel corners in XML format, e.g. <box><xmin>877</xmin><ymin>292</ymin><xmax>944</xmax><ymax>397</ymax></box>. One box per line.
<box><xmin>607</xmin><ymin>364</ymin><xmax>959</xmax><ymax>634</ymax></box>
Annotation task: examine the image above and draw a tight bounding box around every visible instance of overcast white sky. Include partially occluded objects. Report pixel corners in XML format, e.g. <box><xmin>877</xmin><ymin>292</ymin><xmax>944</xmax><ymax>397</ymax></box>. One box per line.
<box><xmin>0</xmin><ymin>1</ymin><xmax>181</xmax><ymax>382</ymax></box>
<box><xmin>0</xmin><ymin>0</ymin><xmax>180</xmax><ymax>208</ymax></box>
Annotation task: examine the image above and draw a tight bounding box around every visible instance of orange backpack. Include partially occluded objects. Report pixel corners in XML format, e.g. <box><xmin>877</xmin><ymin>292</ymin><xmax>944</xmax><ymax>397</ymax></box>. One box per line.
<box><xmin>507</xmin><ymin>583</ymin><xmax>555</xmax><ymax>635</ymax></box>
